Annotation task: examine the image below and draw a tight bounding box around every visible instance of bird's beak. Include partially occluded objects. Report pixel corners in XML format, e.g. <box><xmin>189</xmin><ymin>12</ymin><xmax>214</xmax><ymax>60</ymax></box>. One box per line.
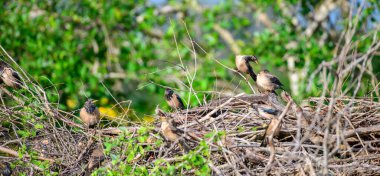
<box><xmin>252</xmin><ymin>56</ymin><xmax>259</xmax><ymax>64</ymax></box>
<box><xmin>92</xmin><ymin>100</ymin><xmax>98</xmax><ymax>103</ymax></box>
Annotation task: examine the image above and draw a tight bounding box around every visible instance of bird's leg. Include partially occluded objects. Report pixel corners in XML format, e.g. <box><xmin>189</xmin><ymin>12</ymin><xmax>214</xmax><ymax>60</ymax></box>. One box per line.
<box><xmin>264</xmin><ymin>135</ymin><xmax>275</xmax><ymax>173</ymax></box>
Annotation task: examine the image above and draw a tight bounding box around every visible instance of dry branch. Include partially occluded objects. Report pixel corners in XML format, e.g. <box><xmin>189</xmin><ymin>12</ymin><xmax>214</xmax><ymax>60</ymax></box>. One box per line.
<box><xmin>0</xmin><ymin>146</ymin><xmax>55</xmax><ymax>163</ymax></box>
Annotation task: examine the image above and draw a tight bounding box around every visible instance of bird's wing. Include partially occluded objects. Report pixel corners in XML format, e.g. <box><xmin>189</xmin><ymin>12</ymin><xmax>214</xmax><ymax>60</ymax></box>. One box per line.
<box><xmin>12</xmin><ymin>71</ymin><xmax>22</xmax><ymax>82</ymax></box>
<box><xmin>167</xmin><ymin>118</ymin><xmax>181</xmax><ymax>132</ymax></box>
<box><xmin>268</xmin><ymin>75</ymin><xmax>283</xmax><ymax>87</ymax></box>
<box><xmin>175</xmin><ymin>94</ymin><xmax>185</xmax><ymax>109</ymax></box>
<box><xmin>164</xmin><ymin>94</ymin><xmax>171</xmax><ymax>101</ymax></box>
<box><xmin>262</xmin><ymin>108</ymin><xmax>279</xmax><ymax>115</ymax></box>
<box><xmin>170</xmin><ymin>124</ymin><xmax>184</xmax><ymax>134</ymax></box>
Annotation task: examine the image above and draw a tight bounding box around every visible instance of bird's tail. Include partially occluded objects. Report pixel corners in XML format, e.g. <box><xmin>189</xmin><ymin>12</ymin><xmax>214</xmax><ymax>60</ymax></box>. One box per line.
<box><xmin>260</xmin><ymin>127</ymin><xmax>268</xmax><ymax>147</ymax></box>
<box><xmin>179</xmin><ymin>138</ymin><xmax>190</xmax><ymax>152</ymax></box>
<box><xmin>260</xmin><ymin>137</ymin><xmax>268</xmax><ymax>147</ymax></box>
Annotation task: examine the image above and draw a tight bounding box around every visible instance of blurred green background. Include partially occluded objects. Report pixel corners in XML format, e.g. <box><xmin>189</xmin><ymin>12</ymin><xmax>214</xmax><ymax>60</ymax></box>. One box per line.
<box><xmin>1</xmin><ymin>0</ymin><xmax>379</xmax><ymax>119</ymax></box>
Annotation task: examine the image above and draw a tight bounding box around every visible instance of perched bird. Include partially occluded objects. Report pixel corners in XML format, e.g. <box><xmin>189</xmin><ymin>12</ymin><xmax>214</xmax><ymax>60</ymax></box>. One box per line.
<box><xmin>156</xmin><ymin>108</ymin><xmax>189</xmax><ymax>151</ymax></box>
<box><xmin>255</xmin><ymin>105</ymin><xmax>282</xmax><ymax>147</ymax></box>
<box><xmin>0</xmin><ymin>162</ymin><xmax>12</xmax><ymax>176</ymax></box>
<box><xmin>0</xmin><ymin>61</ymin><xmax>23</xmax><ymax>89</ymax></box>
<box><xmin>86</xmin><ymin>143</ymin><xmax>105</xmax><ymax>175</ymax></box>
<box><xmin>80</xmin><ymin>99</ymin><xmax>100</xmax><ymax>128</ymax></box>
<box><xmin>256</xmin><ymin>104</ymin><xmax>280</xmax><ymax>120</ymax></box>
<box><xmin>257</xmin><ymin>69</ymin><xmax>284</xmax><ymax>94</ymax></box>
<box><xmin>164</xmin><ymin>88</ymin><xmax>185</xmax><ymax>110</ymax></box>
<box><xmin>235</xmin><ymin>55</ymin><xmax>259</xmax><ymax>82</ymax></box>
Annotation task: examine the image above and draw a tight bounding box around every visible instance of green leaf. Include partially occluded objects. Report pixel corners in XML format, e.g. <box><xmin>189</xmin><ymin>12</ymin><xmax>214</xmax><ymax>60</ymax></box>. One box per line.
<box><xmin>34</xmin><ymin>123</ymin><xmax>44</xmax><ymax>130</ymax></box>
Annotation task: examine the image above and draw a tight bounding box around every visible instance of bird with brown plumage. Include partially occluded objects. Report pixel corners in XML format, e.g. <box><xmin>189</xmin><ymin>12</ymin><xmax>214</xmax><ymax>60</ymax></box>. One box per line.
<box><xmin>236</xmin><ymin>55</ymin><xmax>284</xmax><ymax>94</ymax></box>
<box><xmin>80</xmin><ymin>99</ymin><xmax>100</xmax><ymax>128</ymax></box>
<box><xmin>257</xmin><ymin>69</ymin><xmax>284</xmax><ymax>94</ymax></box>
<box><xmin>254</xmin><ymin>104</ymin><xmax>282</xmax><ymax>147</ymax></box>
<box><xmin>235</xmin><ymin>55</ymin><xmax>259</xmax><ymax>82</ymax></box>
<box><xmin>86</xmin><ymin>143</ymin><xmax>105</xmax><ymax>175</ymax></box>
<box><xmin>164</xmin><ymin>88</ymin><xmax>185</xmax><ymax>110</ymax></box>
<box><xmin>156</xmin><ymin>107</ymin><xmax>190</xmax><ymax>151</ymax></box>
<box><xmin>0</xmin><ymin>61</ymin><xmax>23</xmax><ymax>89</ymax></box>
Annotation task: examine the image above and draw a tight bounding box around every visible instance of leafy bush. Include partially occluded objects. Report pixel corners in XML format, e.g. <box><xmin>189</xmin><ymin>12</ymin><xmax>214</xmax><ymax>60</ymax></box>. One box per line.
<box><xmin>3</xmin><ymin>1</ymin><xmax>378</xmax><ymax>117</ymax></box>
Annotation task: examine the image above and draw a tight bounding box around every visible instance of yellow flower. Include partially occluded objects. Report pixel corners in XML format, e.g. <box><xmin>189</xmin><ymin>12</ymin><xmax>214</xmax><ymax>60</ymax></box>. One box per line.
<box><xmin>66</xmin><ymin>98</ymin><xmax>78</xmax><ymax>109</ymax></box>
<box><xmin>99</xmin><ymin>107</ymin><xmax>118</xmax><ymax>120</ymax></box>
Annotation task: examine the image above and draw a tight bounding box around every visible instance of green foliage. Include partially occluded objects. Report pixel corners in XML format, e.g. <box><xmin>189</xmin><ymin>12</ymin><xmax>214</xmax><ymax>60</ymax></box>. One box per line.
<box><xmin>1</xmin><ymin>0</ymin><xmax>378</xmax><ymax>117</ymax></box>
<box><xmin>95</xmin><ymin>126</ymin><xmax>211</xmax><ymax>175</ymax></box>
<box><xmin>149</xmin><ymin>141</ymin><xmax>211</xmax><ymax>175</ymax></box>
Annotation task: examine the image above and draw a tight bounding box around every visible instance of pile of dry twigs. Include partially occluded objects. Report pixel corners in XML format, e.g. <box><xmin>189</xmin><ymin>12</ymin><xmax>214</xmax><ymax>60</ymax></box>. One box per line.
<box><xmin>1</xmin><ymin>86</ymin><xmax>379</xmax><ymax>175</ymax></box>
<box><xmin>153</xmin><ymin>92</ymin><xmax>380</xmax><ymax>175</ymax></box>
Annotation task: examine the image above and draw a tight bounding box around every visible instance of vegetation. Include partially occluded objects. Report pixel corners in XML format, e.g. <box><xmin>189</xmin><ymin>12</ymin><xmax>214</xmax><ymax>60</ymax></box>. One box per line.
<box><xmin>0</xmin><ymin>0</ymin><xmax>379</xmax><ymax>175</ymax></box>
<box><xmin>1</xmin><ymin>1</ymin><xmax>378</xmax><ymax>116</ymax></box>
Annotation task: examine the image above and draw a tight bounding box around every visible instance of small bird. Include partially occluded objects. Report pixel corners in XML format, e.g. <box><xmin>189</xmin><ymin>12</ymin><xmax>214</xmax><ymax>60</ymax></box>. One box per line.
<box><xmin>257</xmin><ymin>69</ymin><xmax>284</xmax><ymax>94</ymax></box>
<box><xmin>256</xmin><ymin>104</ymin><xmax>280</xmax><ymax>120</ymax></box>
<box><xmin>80</xmin><ymin>99</ymin><xmax>100</xmax><ymax>128</ymax></box>
<box><xmin>0</xmin><ymin>61</ymin><xmax>23</xmax><ymax>89</ymax></box>
<box><xmin>255</xmin><ymin>105</ymin><xmax>282</xmax><ymax>147</ymax></box>
<box><xmin>86</xmin><ymin>143</ymin><xmax>105</xmax><ymax>175</ymax></box>
<box><xmin>0</xmin><ymin>162</ymin><xmax>12</xmax><ymax>176</ymax></box>
<box><xmin>156</xmin><ymin>108</ymin><xmax>189</xmax><ymax>151</ymax></box>
<box><xmin>235</xmin><ymin>55</ymin><xmax>259</xmax><ymax>82</ymax></box>
<box><xmin>164</xmin><ymin>88</ymin><xmax>185</xmax><ymax>110</ymax></box>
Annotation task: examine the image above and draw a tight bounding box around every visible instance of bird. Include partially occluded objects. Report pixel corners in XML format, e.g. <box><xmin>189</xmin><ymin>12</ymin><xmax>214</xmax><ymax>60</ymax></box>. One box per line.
<box><xmin>256</xmin><ymin>104</ymin><xmax>280</xmax><ymax>120</ymax></box>
<box><xmin>86</xmin><ymin>143</ymin><xmax>105</xmax><ymax>175</ymax></box>
<box><xmin>156</xmin><ymin>108</ymin><xmax>189</xmax><ymax>151</ymax></box>
<box><xmin>256</xmin><ymin>69</ymin><xmax>284</xmax><ymax>94</ymax></box>
<box><xmin>164</xmin><ymin>88</ymin><xmax>185</xmax><ymax>110</ymax></box>
<box><xmin>235</xmin><ymin>55</ymin><xmax>259</xmax><ymax>82</ymax></box>
<box><xmin>0</xmin><ymin>61</ymin><xmax>23</xmax><ymax>89</ymax></box>
<box><xmin>254</xmin><ymin>104</ymin><xmax>282</xmax><ymax>147</ymax></box>
<box><xmin>80</xmin><ymin>99</ymin><xmax>100</xmax><ymax>128</ymax></box>
<box><xmin>0</xmin><ymin>162</ymin><xmax>12</xmax><ymax>176</ymax></box>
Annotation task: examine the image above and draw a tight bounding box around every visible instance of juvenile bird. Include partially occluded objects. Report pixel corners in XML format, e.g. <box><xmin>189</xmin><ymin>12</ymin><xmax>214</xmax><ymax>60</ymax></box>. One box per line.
<box><xmin>0</xmin><ymin>162</ymin><xmax>12</xmax><ymax>176</ymax></box>
<box><xmin>80</xmin><ymin>99</ymin><xmax>100</xmax><ymax>128</ymax></box>
<box><xmin>255</xmin><ymin>105</ymin><xmax>282</xmax><ymax>147</ymax></box>
<box><xmin>235</xmin><ymin>55</ymin><xmax>259</xmax><ymax>82</ymax></box>
<box><xmin>257</xmin><ymin>69</ymin><xmax>284</xmax><ymax>94</ymax></box>
<box><xmin>164</xmin><ymin>88</ymin><xmax>185</xmax><ymax>110</ymax></box>
<box><xmin>86</xmin><ymin>143</ymin><xmax>105</xmax><ymax>175</ymax></box>
<box><xmin>0</xmin><ymin>61</ymin><xmax>23</xmax><ymax>89</ymax></box>
<box><xmin>156</xmin><ymin>108</ymin><xmax>189</xmax><ymax>151</ymax></box>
